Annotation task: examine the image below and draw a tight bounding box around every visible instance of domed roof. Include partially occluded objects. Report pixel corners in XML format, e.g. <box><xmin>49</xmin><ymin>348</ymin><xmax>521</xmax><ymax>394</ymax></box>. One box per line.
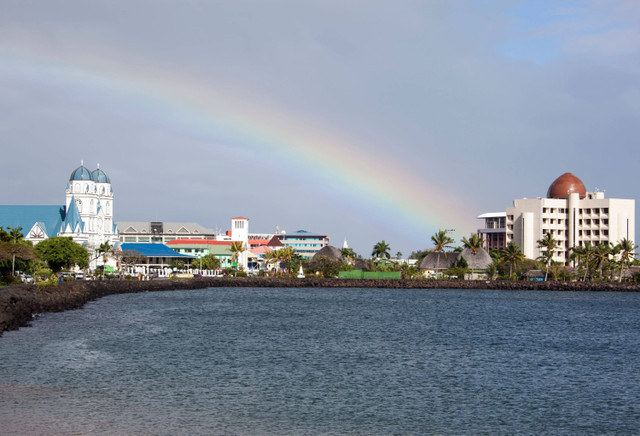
<box><xmin>69</xmin><ymin>165</ymin><xmax>92</xmax><ymax>181</ymax></box>
<box><xmin>547</xmin><ymin>172</ymin><xmax>586</xmax><ymax>199</ymax></box>
<box><xmin>91</xmin><ymin>168</ymin><xmax>110</xmax><ymax>183</ymax></box>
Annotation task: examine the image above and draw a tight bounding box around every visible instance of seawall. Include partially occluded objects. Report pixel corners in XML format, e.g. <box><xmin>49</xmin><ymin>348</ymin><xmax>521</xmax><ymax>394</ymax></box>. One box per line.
<box><xmin>2</xmin><ymin>277</ymin><xmax>639</xmax><ymax>336</ymax></box>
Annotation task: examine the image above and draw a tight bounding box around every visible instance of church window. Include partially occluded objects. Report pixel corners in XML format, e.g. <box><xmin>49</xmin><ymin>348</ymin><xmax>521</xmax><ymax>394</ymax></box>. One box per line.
<box><xmin>77</xmin><ymin>199</ymin><xmax>82</xmax><ymax>213</ymax></box>
<box><xmin>85</xmin><ymin>184</ymin><xmax>89</xmax><ymax>192</ymax></box>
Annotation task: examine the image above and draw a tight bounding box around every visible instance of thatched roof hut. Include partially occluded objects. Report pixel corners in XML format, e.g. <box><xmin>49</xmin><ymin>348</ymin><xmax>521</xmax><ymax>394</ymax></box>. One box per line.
<box><xmin>418</xmin><ymin>252</ymin><xmax>459</xmax><ymax>271</ymax></box>
<box><xmin>312</xmin><ymin>245</ymin><xmax>344</xmax><ymax>262</ymax></box>
<box><xmin>458</xmin><ymin>247</ymin><xmax>493</xmax><ymax>271</ymax></box>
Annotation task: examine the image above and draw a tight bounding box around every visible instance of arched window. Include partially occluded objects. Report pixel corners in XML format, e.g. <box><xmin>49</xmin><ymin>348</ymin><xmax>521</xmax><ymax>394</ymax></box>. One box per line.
<box><xmin>77</xmin><ymin>199</ymin><xmax>82</xmax><ymax>213</ymax></box>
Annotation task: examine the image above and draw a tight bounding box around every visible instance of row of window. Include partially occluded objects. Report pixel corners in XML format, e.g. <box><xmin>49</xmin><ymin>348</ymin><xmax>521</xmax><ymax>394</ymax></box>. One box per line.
<box><xmin>579</xmin><ymin>219</ymin><xmax>609</xmax><ymax>225</ymax></box>
<box><xmin>541</xmin><ymin>207</ymin><xmax>610</xmax><ymax>214</ymax></box>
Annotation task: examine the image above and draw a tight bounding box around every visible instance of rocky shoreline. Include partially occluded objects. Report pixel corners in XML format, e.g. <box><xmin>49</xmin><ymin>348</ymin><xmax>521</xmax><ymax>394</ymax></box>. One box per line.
<box><xmin>2</xmin><ymin>277</ymin><xmax>639</xmax><ymax>336</ymax></box>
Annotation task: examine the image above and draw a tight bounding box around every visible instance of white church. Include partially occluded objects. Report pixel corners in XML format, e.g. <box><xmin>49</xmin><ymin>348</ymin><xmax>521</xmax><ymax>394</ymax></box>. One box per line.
<box><xmin>0</xmin><ymin>162</ymin><xmax>120</xmax><ymax>268</ymax></box>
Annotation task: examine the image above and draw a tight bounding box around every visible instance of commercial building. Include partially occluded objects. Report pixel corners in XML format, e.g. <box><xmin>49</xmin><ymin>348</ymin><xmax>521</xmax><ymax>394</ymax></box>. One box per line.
<box><xmin>117</xmin><ymin>221</ymin><xmax>217</xmax><ymax>243</ymax></box>
<box><xmin>505</xmin><ymin>173</ymin><xmax>635</xmax><ymax>265</ymax></box>
<box><xmin>275</xmin><ymin>230</ymin><xmax>330</xmax><ymax>258</ymax></box>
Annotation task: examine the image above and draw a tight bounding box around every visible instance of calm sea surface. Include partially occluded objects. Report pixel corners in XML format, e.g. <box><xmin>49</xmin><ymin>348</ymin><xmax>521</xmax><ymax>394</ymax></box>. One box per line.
<box><xmin>1</xmin><ymin>288</ymin><xmax>640</xmax><ymax>435</ymax></box>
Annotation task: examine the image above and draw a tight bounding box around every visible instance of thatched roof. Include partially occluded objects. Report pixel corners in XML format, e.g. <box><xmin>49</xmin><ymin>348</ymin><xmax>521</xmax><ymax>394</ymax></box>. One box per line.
<box><xmin>458</xmin><ymin>247</ymin><xmax>493</xmax><ymax>270</ymax></box>
<box><xmin>525</xmin><ymin>269</ymin><xmax>545</xmax><ymax>278</ymax></box>
<box><xmin>418</xmin><ymin>252</ymin><xmax>459</xmax><ymax>270</ymax></box>
<box><xmin>312</xmin><ymin>245</ymin><xmax>344</xmax><ymax>262</ymax></box>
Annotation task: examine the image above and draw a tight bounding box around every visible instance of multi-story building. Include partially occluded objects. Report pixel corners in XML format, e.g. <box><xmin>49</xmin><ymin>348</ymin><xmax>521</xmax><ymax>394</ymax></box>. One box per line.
<box><xmin>275</xmin><ymin>230</ymin><xmax>329</xmax><ymax>258</ymax></box>
<box><xmin>505</xmin><ymin>172</ymin><xmax>635</xmax><ymax>265</ymax></box>
<box><xmin>117</xmin><ymin>221</ymin><xmax>217</xmax><ymax>244</ymax></box>
<box><xmin>477</xmin><ymin>212</ymin><xmax>506</xmax><ymax>251</ymax></box>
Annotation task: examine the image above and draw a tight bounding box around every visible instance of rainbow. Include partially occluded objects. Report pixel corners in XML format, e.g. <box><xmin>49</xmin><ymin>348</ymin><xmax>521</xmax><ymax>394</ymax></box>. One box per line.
<box><xmin>0</xmin><ymin>41</ymin><xmax>477</xmax><ymax>243</ymax></box>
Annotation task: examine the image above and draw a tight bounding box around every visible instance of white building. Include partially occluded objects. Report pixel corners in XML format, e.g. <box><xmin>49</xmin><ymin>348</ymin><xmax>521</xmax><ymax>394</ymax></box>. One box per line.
<box><xmin>0</xmin><ymin>161</ymin><xmax>120</xmax><ymax>270</ymax></box>
<box><xmin>506</xmin><ymin>172</ymin><xmax>635</xmax><ymax>265</ymax></box>
<box><xmin>62</xmin><ymin>163</ymin><xmax>120</xmax><ymax>252</ymax></box>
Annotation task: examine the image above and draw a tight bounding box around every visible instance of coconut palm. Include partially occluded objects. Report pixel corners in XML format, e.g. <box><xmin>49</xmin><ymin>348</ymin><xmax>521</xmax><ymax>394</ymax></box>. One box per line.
<box><xmin>264</xmin><ymin>249</ymin><xmax>278</xmax><ymax>275</ymax></box>
<box><xmin>592</xmin><ymin>243</ymin><xmax>613</xmax><ymax>280</ymax></box>
<box><xmin>617</xmin><ymin>238</ymin><xmax>638</xmax><ymax>282</ymax></box>
<box><xmin>97</xmin><ymin>241</ymin><xmax>113</xmax><ymax>268</ymax></box>
<box><xmin>536</xmin><ymin>233</ymin><xmax>557</xmax><ymax>281</ymax></box>
<box><xmin>461</xmin><ymin>234</ymin><xmax>484</xmax><ymax>255</ymax></box>
<box><xmin>571</xmin><ymin>241</ymin><xmax>595</xmax><ymax>281</ymax></box>
<box><xmin>7</xmin><ymin>226</ymin><xmax>24</xmax><ymax>276</ymax></box>
<box><xmin>371</xmin><ymin>240</ymin><xmax>391</xmax><ymax>260</ymax></box>
<box><xmin>431</xmin><ymin>229</ymin><xmax>454</xmax><ymax>271</ymax></box>
<box><xmin>501</xmin><ymin>242</ymin><xmax>524</xmax><ymax>279</ymax></box>
<box><xmin>229</xmin><ymin>241</ymin><xmax>246</xmax><ymax>270</ymax></box>
<box><xmin>278</xmin><ymin>246</ymin><xmax>296</xmax><ymax>274</ymax></box>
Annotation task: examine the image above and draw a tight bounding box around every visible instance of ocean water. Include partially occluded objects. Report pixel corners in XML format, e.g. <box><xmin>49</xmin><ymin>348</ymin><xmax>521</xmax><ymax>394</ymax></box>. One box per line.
<box><xmin>1</xmin><ymin>287</ymin><xmax>640</xmax><ymax>435</ymax></box>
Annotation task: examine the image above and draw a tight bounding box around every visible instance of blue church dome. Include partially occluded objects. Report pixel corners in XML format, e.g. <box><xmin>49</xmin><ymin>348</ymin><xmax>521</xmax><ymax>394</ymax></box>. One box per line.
<box><xmin>69</xmin><ymin>165</ymin><xmax>92</xmax><ymax>181</ymax></box>
<box><xmin>91</xmin><ymin>168</ymin><xmax>110</xmax><ymax>183</ymax></box>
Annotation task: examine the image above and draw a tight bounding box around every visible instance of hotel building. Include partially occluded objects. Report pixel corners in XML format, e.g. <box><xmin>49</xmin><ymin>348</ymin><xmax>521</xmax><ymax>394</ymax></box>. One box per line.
<box><xmin>504</xmin><ymin>173</ymin><xmax>635</xmax><ymax>265</ymax></box>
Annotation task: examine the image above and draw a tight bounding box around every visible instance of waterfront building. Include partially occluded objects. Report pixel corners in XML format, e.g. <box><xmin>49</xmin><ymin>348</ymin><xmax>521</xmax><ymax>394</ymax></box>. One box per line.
<box><xmin>0</xmin><ymin>162</ymin><xmax>120</xmax><ymax>269</ymax></box>
<box><xmin>476</xmin><ymin>212</ymin><xmax>506</xmax><ymax>251</ymax></box>
<box><xmin>117</xmin><ymin>221</ymin><xmax>217</xmax><ymax>244</ymax></box>
<box><xmin>119</xmin><ymin>242</ymin><xmax>194</xmax><ymax>276</ymax></box>
<box><xmin>166</xmin><ymin>239</ymin><xmax>235</xmax><ymax>269</ymax></box>
<box><xmin>505</xmin><ymin>172</ymin><xmax>635</xmax><ymax>265</ymax></box>
<box><xmin>275</xmin><ymin>230</ymin><xmax>329</xmax><ymax>258</ymax></box>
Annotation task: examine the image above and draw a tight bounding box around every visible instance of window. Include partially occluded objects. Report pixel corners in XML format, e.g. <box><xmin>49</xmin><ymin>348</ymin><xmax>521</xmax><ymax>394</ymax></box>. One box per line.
<box><xmin>579</xmin><ymin>219</ymin><xmax>583</xmax><ymax>225</ymax></box>
<box><xmin>138</xmin><ymin>237</ymin><xmax>149</xmax><ymax>242</ymax></box>
<box><xmin>585</xmin><ymin>208</ymin><xmax>591</xmax><ymax>214</ymax></box>
<box><xmin>603</xmin><ymin>219</ymin><xmax>608</xmax><ymax>225</ymax></box>
<box><xmin>579</xmin><ymin>209</ymin><xmax>583</xmax><ymax>214</ymax></box>
<box><xmin>604</xmin><ymin>208</ymin><xmax>609</xmax><ymax>214</ymax></box>
<box><xmin>550</xmin><ymin>219</ymin><xmax>555</xmax><ymax>224</ymax></box>
<box><xmin>594</xmin><ymin>219</ymin><xmax>599</xmax><ymax>225</ymax></box>
<box><xmin>550</xmin><ymin>208</ymin><xmax>555</xmax><ymax>213</ymax></box>
<box><xmin>125</xmin><ymin>237</ymin><xmax>136</xmax><ymax>242</ymax></box>
<box><xmin>543</xmin><ymin>208</ymin><xmax>548</xmax><ymax>213</ymax></box>
<box><xmin>594</xmin><ymin>208</ymin><xmax>599</xmax><ymax>214</ymax></box>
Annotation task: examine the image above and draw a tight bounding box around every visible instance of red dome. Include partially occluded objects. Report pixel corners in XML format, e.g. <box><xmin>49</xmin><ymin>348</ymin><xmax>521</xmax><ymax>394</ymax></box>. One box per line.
<box><xmin>547</xmin><ymin>173</ymin><xmax>586</xmax><ymax>199</ymax></box>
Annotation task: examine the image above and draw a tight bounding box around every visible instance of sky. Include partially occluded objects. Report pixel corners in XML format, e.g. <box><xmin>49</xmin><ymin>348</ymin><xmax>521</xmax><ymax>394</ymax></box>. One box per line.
<box><xmin>1</xmin><ymin>0</ymin><xmax>639</xmax><ymax>256</ymax></box>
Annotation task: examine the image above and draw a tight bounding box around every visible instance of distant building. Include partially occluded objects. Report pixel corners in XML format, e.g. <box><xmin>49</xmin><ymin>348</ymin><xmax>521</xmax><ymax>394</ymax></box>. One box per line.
<box><xmin>116</xmin><ymin>221</ymin><xmax>217</xmax><ymax>244</ymax></box>
<box><xmin>505</xmin><ymin>172</ymin><xmax>635</xmax><ymax>265</ymax></box>
<box><xmin>477</xmin><ymin>212</ymin><xmax>506</xmax><ymax>251</ymax></box>
<box><xmin>275</xmin><ymin>230</ymin><xmax>330</xmax><ymax>258</ymax></box>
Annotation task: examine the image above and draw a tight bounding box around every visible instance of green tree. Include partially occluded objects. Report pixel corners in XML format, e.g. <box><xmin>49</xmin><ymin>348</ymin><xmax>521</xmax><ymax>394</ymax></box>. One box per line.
<box><xmin>431</xmin><ymin>229</ymin><xmax>454</xmax><ymax>270</ymax></box>
<box><xmin>501</xmin><ymin>242</ymin><xmax>524</xmax><ymax>279</ymax></box>
<box><xmin>461</xmin><ymin>233</ymin><xmax>484</xmax><ymax>255</ymax></box>
<box><xmin>229</xmin><ymin>242</ymin><xmax>246</xmax><ymax>270</ymax></box>
<box><xmin>536</xmin><ymin>233</ymin><xmax>558</xmax><ymax>281</ymax></box>
<box><xmin>592</xmin><ymin>243</ymin><xmax>614</xmax><ymax>280</ymax></box>
<box><xmin>96</xmin><ymin>241</ymin><xmax>113</xmax><ymax>268</ymax></box>
<box><xmin>571</xmin><ymin>241</ymin><xmax>595</xmax><ymax>281</ymax></box>
<box><xmin>371</xmin><ymin>240</ymin><xmax>391</xmax><ymax>259</ymax></box>
<box><xmin>340</xmin><ymin>247</ymin><xmax>357</xmax><ymax>262</ymax></box>
<box><xmin>617</xmin><ymin>238</ymin><xmax>638</xmax><ymax>282</ymax></box>
<box><xmin>199</xmin><ymin>254</ymin><xmax>221</xmax><ymax>271</ymax></box>
<box><xmin>34</xmin><ymin>237</ymin><xmax>89</xmax><ymax>273</ymax></box>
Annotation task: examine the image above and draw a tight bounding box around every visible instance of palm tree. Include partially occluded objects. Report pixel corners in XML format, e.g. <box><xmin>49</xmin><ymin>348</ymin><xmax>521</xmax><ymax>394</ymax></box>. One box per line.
<box><xmin>536</xmin><ymin>233</ymin><xmax>557</xmax><ymax>281</ymax></box>
<box><xmin>371</xmin><ymin>241</ymin><xmax>391</xmax><ymax>260</ymax></box>
<box><xmin>592</xmin><ymin>243</ymin><xmax>613</xmax><ymax>280</ymax></box>
<box><xmin>617</xmin><ymin>238</ymin><xmax>638</xmax><ymax>282</ymax></box>
<box><xmin>264</xmin><ymin>249</ymin><xmax>278</xmax><ymax>275</ymax></box>
<box><xmin>97</xmin><ymin>241</ymin><xmax>113</xmax><ymax>269</ymax></box>
<box><xmin>229</xmin><ymin>241</ymin><xmax>246</xmax><ymax>270</ymax></box>
<box><xmin>461</xmin><ymin>233</ymin><xmax>484</xmax><ymax>255</ymax></box>
<box><xmin>431</xmin><ymin>229</ymin><xmax>454</xmax><ymax>271</ymax></box>
<box><xmin>501</xmin><ymin>242</ymin><xmax>524</xmax><ymax>279</ymax></box>
<box><xmin>278</xmin><ymin>246</ymin><xmax>296</xmax><ymax>274</ymax></box>
<box><xmin>571</xmin><ymin>241</ymin><xmax>595</xmax><ymax>281</ymax></box>
<box><xmin>7</xmin><ymin>226</ymin><xmax>23</xmax><ymax>276</ymax></box>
